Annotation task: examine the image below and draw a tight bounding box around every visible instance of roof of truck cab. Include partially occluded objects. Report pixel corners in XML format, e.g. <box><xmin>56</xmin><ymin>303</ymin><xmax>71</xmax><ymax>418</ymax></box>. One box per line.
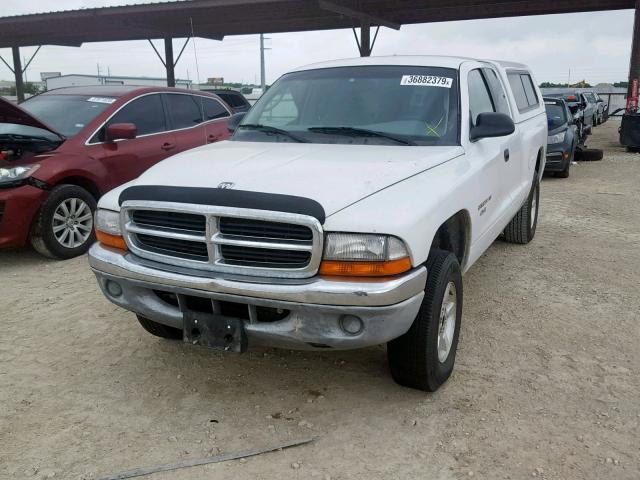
<box><xmin>293</xmin><ymin>55</ymin><xmax>479</xmax><ymax>71</ymax></box>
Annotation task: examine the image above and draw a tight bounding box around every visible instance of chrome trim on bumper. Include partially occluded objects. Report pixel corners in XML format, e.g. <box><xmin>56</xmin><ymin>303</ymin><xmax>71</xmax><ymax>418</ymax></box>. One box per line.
<box><xmin>89</xmin><ymin>243</ymin><xmax>427</xmax><ymax>307</ymax></box>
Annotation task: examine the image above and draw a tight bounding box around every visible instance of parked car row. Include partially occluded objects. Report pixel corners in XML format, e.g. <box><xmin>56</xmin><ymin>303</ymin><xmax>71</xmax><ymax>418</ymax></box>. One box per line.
<box><xmin>542</xmin><ymin>90</ymin><xmax>607</xmax><ymax>178</ymax></box>
<box><xmin>0</xmin><ymin>86</ymin><xmax>249</xmax><ymax>259</ymax></box>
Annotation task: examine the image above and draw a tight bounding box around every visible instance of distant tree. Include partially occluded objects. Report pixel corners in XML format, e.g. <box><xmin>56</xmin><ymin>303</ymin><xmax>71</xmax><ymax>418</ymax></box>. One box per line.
<box><xmin>539</xmin><ymin>82</ymin><xmax>568</xmax><ymax>88</ymax></box>
<box><xmin>9</xmin><ymin>82</ymin><xmax>41</xmax><ymax>96</ymax></box>
<box><xmin>614</xmin><ymin>81</ymin><xmax>629</xmax><ymax>88</ymax></box>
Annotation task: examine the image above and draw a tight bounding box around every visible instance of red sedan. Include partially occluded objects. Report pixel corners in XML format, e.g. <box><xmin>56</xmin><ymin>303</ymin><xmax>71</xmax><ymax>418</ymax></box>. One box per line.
<box><xmin>0</xmin><ymin>86</ymin><xmax>233</xmax><ymax>258</ymax></box>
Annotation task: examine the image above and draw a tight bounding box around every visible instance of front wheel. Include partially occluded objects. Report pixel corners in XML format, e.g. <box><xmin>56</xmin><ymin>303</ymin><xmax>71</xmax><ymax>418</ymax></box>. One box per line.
<box><xmin>30</xmin><ymin>184</ymin><xmax>97</xmax><ymax>259</ymax></box>
<box><xmin>503</xmin><ymin>175</ymin><xmax>539</xmax><ymax>244</ymax></box>
<box><xmin>387</xmin><ymin>249</ymin><xmax>463</xmax><ymax>392</ymax></box>
<box><xmin>136</xmin><ymin>315</ymin><xmax>183</xmax><ymax>339</ymax></box>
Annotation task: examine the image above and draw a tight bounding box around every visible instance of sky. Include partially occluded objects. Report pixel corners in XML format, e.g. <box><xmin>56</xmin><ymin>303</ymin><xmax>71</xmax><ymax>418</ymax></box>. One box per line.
<box><xmin>0</xmin><ymin>0</ymin><xmax>635</xmax><ymax>86</ymax></box>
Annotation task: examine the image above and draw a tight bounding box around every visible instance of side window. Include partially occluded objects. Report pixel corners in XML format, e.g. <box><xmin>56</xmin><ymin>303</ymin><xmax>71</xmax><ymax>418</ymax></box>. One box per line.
<box><xmin>508</xmin><ymin>72</ymin><xmax>539</xmax><ymax>112</ymax></box>
<box><xmin>521</xmin><ymin>74</ymin><xmax>539</xmax><ymax>107</ymax></box>
<box><xmin>507</xmin><ymin>73</ymin><xmax>529</xmax><ymax>112</ymax></box>
<box><xmin>202</xmin><ymin>98</ymin><xmax>230</xmax><ymax>121</ymax></box>
<box><xmin>166</xmin><ymin>94</ymin><xmax>203</xmax><ymax>129</ymax></box>
<box><xmin>468</xmin><ymin>69</ymin><xmax>495</xmax><ymax>126</ymax></box>
<box><xmin>482</xmin><ymin>68</ymin><xmax>510</xmax><ymax>115</ymax></box>
<box><xmin>105</xmin><ymin>94</ymin><xmax>167</xmax><ymax>138</ymax></box>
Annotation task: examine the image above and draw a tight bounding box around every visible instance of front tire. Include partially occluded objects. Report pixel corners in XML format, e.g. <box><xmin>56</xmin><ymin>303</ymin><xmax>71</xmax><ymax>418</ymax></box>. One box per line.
<box><xmin>30</xmin><ymin>184</ymin><xmax>97</xmax><ymax>259</ymax></box>
<box><xmin>503</xmin><ymin>176</ymin><xmax>539</xmax><ymax>244</ymax></box>
<box><xmin>136</xmin><ymin>315</ymin><xmax>183</xmax><ymax>339</ymax></box>
<box><xmin>387</xmin><ymin>249</ymin><xmax>463</xmax><ymax>392</ymax></box>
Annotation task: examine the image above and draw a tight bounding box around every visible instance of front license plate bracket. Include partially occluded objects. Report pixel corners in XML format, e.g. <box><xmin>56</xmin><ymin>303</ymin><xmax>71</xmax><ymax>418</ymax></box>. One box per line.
<box><xmin>183</xmin><ymin>311</ymin><xmax>247</xmax><ymax>353</ymax></box>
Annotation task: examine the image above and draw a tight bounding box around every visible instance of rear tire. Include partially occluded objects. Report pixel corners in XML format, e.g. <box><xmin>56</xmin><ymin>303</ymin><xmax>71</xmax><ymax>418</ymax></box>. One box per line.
<box><xmin>387</xmin><ymin>249</ymin><xmax>463</xmax><ymax>392</ymax></box>
<box><xmin>30</xmin><ymin>184</ymin><xmax>97</xmax><ymax>259</ymax></box>
<box><xmin>136</xmin><ymin>315</ymin><xmax>183</xmax><ymax>340</ymax></box>
<box><xmin>503</xmin><ymin>175</ymin><xmax>539</xmax><ymax>244</ymax></box>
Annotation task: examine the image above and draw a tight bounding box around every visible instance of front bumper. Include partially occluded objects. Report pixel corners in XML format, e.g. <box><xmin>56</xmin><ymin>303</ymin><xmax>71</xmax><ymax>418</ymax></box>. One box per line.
<box><xmin>89</xmin><ymin>243</ymin><xmax>427</xmax><ymax>350</ymax></box>
<box><xmin>0</xmin><ymin>185</ymin><xmax>47</xmax><ymax>248</ymax></box>
<box><xmin>544</xmin><ymin>150</ymin><xmax>570</xmax><ymax>172</ymax></box>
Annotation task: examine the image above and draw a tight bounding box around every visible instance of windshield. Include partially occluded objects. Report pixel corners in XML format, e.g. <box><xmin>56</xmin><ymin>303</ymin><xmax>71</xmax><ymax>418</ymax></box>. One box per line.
<box><xmin>20</xmin><ymin>94</ymin><xmax>115</xmax><ymax>138</ymax></box>
<box><xmin>235</xmin><ymin>66</ymin><xmax>460</xmax><ymax>146</ymax></box>
<box><xmin>545</xmin><ymin>103</ymin><xmax>567</xmax><ymax>129</ymax></box>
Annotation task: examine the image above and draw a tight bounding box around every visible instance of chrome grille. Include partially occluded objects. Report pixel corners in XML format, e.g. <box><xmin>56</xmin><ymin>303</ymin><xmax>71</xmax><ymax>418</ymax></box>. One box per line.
<box><xmin>121</xmin><ymin>201</ymin><xmax>323</xmax><ymax>278</ymax></box>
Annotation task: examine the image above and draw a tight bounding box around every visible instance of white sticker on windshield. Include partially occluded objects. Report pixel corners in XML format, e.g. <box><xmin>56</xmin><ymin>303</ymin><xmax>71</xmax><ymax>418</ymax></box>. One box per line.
<box><xmin>87</xmin><ymin>97</ymin><xmax>116</xmax><ymax>104</ymax></box>
<box><xmin>400</xmin><ymin>75</ymin><xmax>453</xmax><ymax>88</ymax></box>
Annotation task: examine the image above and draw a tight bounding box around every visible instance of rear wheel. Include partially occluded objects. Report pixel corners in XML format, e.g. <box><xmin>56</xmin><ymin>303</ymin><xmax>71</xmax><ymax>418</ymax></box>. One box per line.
<box><xmin>387</xmin><ymin>249</ymin><xmax>463</xmax><ymax>392</ymax></box>
<box><xmin>30</xmin><ymin>184</ymin><xmax>97</xmax><ymax>259</ymax></box>
<box><xmin>136</xmin><ymin>315</ymin><xmax>183</xmax><ymax>340</ymax></box>
<box><xmin>503</xmin><ymin>175</ymin><xmax>539</xmax><ymax>244</ymax></box>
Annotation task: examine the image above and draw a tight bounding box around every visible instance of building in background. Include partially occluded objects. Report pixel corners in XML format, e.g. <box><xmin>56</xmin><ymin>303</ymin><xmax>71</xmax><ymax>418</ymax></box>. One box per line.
<box><xmin>45</xmin><ymin>74</ymin><xmax>192</xmax><ymax>90</ymax></box>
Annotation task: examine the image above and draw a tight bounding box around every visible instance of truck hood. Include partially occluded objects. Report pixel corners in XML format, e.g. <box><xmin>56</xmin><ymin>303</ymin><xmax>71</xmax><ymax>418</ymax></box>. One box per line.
<box><xmin>0</xmin><ymin>97</ymin><xmax>63</xmax><ymax>138</ymax></box>
<box><xmin>128</xmin><ymin>141</ymin><xmax>464</xmax><ymax>217</ymax></box>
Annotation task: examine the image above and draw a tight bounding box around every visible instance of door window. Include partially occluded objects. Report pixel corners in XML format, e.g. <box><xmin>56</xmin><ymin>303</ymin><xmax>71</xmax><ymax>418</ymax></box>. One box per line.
<box><xmin>202</xmin><ymin>98</ymin><xmax>230</xmax><ymax>121</ymax></box>
<box><xmin>482</xmin><ymin>68</ymin><xmax>511</xmax><ymax>116</ymax></box>
<box><xmin>166</xmin><ymin>94</ymin><xmax>204</xmax><ymax>129</ymax></box>
<box><xmin>94</xmin><ymin>94</ymin><xmax>166</xmax><ymax>142</ymax></box>
<box><xmin>468</xmin><ymin>69</ymin><xmax>495</xmax><ymax>126</ymax></box>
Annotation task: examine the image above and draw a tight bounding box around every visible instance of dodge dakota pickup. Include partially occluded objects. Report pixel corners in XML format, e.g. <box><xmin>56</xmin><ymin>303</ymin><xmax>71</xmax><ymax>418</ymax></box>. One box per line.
<box><xmin>89</xmin><ymin>56</ymin><xmax>547</xmax><ymax>391</ymax></box>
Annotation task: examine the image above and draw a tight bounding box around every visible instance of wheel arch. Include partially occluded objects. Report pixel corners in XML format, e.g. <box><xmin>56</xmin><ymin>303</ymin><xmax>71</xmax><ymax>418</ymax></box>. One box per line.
<box><xmin>54</xmin><ymin>176</ymin><xmax>101</xmax><ymax>200</ymax></box>
<box><xmin>428</xmin><ymin>210</ymin><xmax>471</xmax><ymax>270</ymax></box>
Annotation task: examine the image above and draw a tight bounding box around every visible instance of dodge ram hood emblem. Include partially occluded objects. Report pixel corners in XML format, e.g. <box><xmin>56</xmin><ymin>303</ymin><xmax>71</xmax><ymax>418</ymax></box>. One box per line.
<box><xmin>217</xmin><ymin>182</ymin><xmax>235</xmax><ymax>189</ymax></box>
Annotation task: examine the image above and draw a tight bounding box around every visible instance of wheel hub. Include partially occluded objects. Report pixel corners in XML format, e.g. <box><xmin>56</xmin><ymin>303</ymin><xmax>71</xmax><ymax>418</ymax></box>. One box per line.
<box><xmin>437</xmin><ymin>282</ymin><xmax>457</xmax><ymax>363</ymax></box>
<box><xmin>52</xmin><ymin>197</ymin><xmax>93</xmax><ymax>249</ymax></box>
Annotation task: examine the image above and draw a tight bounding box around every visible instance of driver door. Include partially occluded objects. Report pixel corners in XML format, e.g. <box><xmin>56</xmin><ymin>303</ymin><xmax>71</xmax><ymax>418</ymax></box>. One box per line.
<box><xmin>86</xmin><ymin>93</ymin><xmax>175</xmax><ymax>191</ymax></box>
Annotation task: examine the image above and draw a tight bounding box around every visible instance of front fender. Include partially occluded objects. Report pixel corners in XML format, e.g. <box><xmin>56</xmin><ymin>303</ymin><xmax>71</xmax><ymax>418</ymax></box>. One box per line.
<box><xmin>324</xmin><ymin>155</ymin><xmax>473</xmax><ymax>269</ymax></box>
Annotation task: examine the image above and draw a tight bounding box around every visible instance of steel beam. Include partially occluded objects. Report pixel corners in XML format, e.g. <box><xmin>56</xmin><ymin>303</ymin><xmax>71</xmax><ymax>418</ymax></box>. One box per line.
<box><xmin>318</xmin><ymin>0</ymin><xmax>401</xmax><ymax>30</ymax></box>
<box><xmin>12</xmin><ymin>47</ymin><xmax>24</xmax><ymax>102</ymax></box>
<box><xmin>164</xmin><ymin>37</ymin><xmax>175</xmax><ymax>87</ymax></box>
<box><xmin>628</xmin><ymin>0</ymin><xmax>640</xmax><ymax>105</ymax></box>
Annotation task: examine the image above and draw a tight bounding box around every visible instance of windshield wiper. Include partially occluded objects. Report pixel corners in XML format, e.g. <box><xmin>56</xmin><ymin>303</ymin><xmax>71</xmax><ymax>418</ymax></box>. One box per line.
<box><xmin>307</xmin><ymin>126</ymin><xmax>416</xmax><ymax>146</ymax></box>
<box><xmin>237</xmin><ymin>124</ymin><xmax>309</xmax><ymax>143</ymax></box>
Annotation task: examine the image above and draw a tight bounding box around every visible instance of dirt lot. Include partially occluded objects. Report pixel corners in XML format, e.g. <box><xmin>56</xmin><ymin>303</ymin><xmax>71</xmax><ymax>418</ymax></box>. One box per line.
<box><xmin>1</xmin><ymin>119</ymin><xmax>639</xmax><ymax>480</ymax></box>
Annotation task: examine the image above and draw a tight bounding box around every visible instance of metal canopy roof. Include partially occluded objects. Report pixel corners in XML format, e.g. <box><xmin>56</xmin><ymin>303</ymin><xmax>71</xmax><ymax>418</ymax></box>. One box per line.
<box><xmin>0</xmin><ymin>0</ymin><xmax>634</xmax><ymax>49</ymax></box>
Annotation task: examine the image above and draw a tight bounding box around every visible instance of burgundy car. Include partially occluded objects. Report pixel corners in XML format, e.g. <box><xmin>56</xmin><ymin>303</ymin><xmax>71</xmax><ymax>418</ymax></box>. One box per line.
<box><xmin>0</xmin><ymin>86</ymin><xmax>233</xmax><ymax>259</ymax></box>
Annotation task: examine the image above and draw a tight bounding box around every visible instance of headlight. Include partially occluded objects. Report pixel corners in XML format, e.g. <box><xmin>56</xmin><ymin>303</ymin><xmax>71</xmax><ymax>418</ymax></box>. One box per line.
<box><xmin>0</xmin><ymin>164</ymin><xmax>39</xmax><ymax>184</ymax></box>
<box><xmin>321</xmin><ymin>233</ymin><xmax>411</xmax><ymax>277</ymax></box>
<box><xmin>95</xmin><ymin>209</ymin><xmax>121</xmax><ymax>235</ymax></box>
<box><xmin>547</xmin><ymin>131</ymin><xmax>566</xmax><ymax>145</ymax></box>
<box><xmin>95</xmin><ymin>208</ymin><xmax>127</xmax><ymax>251</ymax></box>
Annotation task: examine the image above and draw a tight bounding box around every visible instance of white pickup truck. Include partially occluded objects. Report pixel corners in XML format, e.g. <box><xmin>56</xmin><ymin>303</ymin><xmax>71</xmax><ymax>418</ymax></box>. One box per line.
<box><xmin>89</xmin><ymin>56</ymin><xmax>547</xmax><ymax>391</ymax></box>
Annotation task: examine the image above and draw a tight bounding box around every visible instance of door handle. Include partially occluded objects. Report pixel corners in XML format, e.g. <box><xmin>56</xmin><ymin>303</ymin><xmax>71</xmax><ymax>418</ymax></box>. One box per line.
<box><xmin>207</xmin><ymin>134</ymin><xmax>219</xmax><ymax>143</ymax></box>
<box><xmin>504</xmin><ymin>149</ymin><xmax>510</xmax><ymax>162</ymax></box>
<box><xmin>161</xmin><ymin>142</ymin><xmax>176</xmax><ymax>151</ymax></box>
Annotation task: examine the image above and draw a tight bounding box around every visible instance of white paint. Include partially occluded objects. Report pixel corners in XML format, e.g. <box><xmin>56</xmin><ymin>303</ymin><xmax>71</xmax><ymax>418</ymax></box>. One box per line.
<box><xmin>98</xmin><ymin>55</ymin><xmax>547</xmax><ymax>275</ymax></box>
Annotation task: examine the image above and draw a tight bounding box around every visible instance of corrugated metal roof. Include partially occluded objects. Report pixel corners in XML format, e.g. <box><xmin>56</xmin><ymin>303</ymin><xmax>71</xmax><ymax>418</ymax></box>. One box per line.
<box><xmin>0</xmin><ymin>0</ymin><xmax>634</xmax><ymax>49</ymax></box>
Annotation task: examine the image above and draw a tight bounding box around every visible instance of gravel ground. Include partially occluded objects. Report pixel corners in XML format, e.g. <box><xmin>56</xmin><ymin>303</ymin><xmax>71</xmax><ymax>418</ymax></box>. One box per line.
<box><xmin>1</xmin><ymin>119</ymin><xmax>639</xmax><ymax>480</ymax></box>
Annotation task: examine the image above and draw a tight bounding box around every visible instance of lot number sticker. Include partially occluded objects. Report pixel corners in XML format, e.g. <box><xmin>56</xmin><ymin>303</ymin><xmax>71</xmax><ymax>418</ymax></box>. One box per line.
<box><xmin>87</xmin><ymin>97</ymin><xmax>116</xmax><ymax>104</ymax></box>
<box><xmin>400</xmin><ymin>75</ymin><xmax>452</xmax><ymax>88</ymax></box>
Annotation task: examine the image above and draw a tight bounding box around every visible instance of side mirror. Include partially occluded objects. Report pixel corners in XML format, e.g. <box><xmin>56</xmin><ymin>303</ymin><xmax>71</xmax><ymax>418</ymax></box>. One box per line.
<box><xmin>106</xmin><ymin>123</ymin><xmax>137</xmax><ymax>141</ymax></box>
<box><xmin>470</xmin><ymin>112</ymin><xmax>515</xmax><ymax>141</ymax></box>
<box><xmin>227</xmin><ymin>112</ymin><xmax>246</xmax><ymax>133</ymax></box>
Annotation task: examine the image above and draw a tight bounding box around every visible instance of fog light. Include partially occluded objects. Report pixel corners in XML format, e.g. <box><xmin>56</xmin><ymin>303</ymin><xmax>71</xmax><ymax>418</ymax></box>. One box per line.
<box><xmin>105</xmin><ymin>280</ymin><xmax>123</xmax><ymax>298</ymax></box>
<box><xmin>340</xmin><ymin>315</ymin><xmax>364</xmax><ymax>335</ymax></box>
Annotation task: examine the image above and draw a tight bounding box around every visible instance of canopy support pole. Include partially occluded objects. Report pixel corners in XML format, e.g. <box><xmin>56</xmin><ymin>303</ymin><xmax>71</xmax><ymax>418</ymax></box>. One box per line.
<box><xmin>164</xmin><ymin>37</ymin><xmax>175</xmax><ymax>87</ymax></box>
<box><xmin>12</xmin><ymin>47</ymin><xmax>24</xmax><ymax>102</ymax></box>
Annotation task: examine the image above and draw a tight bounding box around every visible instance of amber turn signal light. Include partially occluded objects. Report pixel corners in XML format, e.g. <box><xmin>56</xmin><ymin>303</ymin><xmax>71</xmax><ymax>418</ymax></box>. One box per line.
<box><xmin>319</xmin><ymin>257</ymin><xmax>412</xmax><ymax>277</ymax></box>
<box><xmin>96</xmin><ymin>230</ymin><xmax>128</xmax><ymax>251</ymax></box>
